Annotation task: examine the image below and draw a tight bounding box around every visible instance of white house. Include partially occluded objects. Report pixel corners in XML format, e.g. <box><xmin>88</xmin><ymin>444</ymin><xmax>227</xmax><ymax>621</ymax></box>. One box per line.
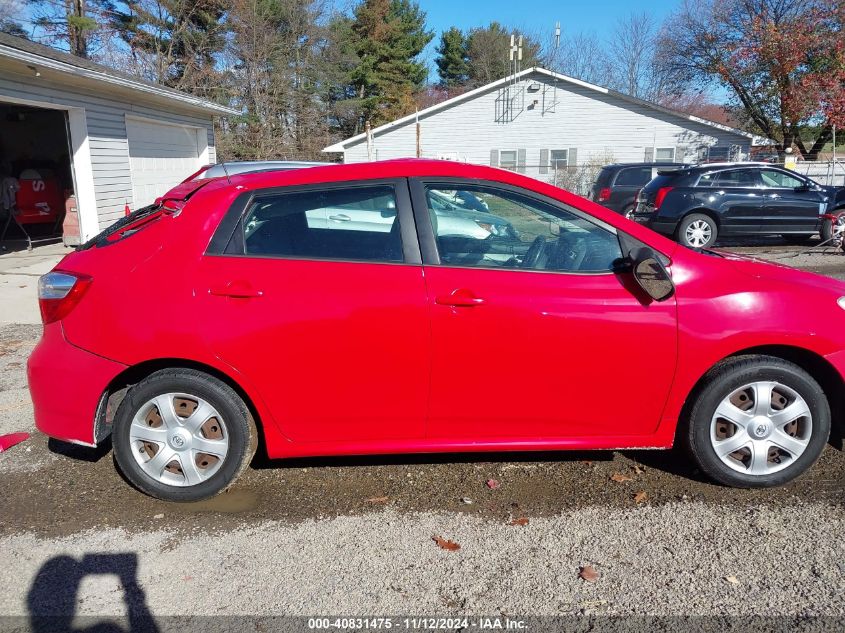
<box><xmin>0</xmin><ymin>32</ymin><xmax>237</xmax><ymax>242</ymax></box>
<box><xmin>324</xmin><ymin>67</ymin><xmax>753</xmax><ymax>191</ymax></box>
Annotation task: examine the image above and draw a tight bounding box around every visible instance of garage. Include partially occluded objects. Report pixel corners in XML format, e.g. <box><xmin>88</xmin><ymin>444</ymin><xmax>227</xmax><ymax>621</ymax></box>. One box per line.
<box><xmin>126</xmin><ymin>117</ymin><xmax>205</xmax><ymax>208</ymax></box>
<box><xmin>0</xmin><ymin>32</ymin><xmax>236</xmax><ymax>248</ymax></box>
<box><xmin>0</xmin><ymin>103</ymin><xmax>75</xmax><ymax>248</ymax></box>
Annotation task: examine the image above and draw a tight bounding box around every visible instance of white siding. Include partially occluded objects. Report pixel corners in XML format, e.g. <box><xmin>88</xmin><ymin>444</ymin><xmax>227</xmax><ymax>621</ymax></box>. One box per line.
<box><xmin>340</xmin><ymin>73</ymin><xmax>750</xmax><ymax>180</ymax></box>
<box><xmin>0</xmin><ymin>59</ymin><xmax>217</xmax><ymax>229</ymax></box>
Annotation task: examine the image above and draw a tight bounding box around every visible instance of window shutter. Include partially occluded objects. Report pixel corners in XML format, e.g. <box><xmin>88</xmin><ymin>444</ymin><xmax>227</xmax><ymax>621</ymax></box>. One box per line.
<box><xmin>568</xmin><ymin>147</ymin><xmax>578</xmax><ymax>167</ymax></box>
<box><xmin>644</xmin><ymin>147</ymin><xmax>654</xmax><ymax>162</ymax></box>
<box><xmin>539</xmin><ymin>149</ymin><xmax>549</xmax><ymax>174</ymax></box>
<box><xmin>490</xmin><ymin>149</ymin><xmax>499</xmax><ymax>167</ymax></box>
<box><xmin>517</xmin><ymin>148</ymin><xmax>527</xmax><ymax>174</ymax></box>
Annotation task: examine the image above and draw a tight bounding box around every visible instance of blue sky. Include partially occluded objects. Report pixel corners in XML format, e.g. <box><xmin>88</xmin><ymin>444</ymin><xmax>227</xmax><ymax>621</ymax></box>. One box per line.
<box><xmin>417</xmin><ymin>0</ymin><xmax>680</xmax><ymax>68</ymax></box>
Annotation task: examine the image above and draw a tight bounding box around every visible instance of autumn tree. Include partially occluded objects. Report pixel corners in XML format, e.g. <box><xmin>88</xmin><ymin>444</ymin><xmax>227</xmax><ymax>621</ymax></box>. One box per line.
<box><xmin>465</xmin><ymin>22</ymin><xmax>540</xmax><ymax>86</ymax></box>
<box><xmin>663</xmin><ymin>0</ymin><xmax>845</xmax><ymax>159</ymax></box>
<box><xmin>435</xmin><ymin>27</ymin><xmax>469</xmax><ymax>88</ymax></box>
<box><xmin>349</xmin><ymin>0</ymin><xmax>433</xmax><ymax>129</ymax></box>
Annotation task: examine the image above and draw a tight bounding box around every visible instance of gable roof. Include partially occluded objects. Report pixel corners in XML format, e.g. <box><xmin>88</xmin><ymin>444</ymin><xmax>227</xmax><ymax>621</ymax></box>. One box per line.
<box><xmin>323</xmin><ymin>67</ymin><xmax>752</xmax><ymax>152</ymax></box>
<box><xmin>0</xmin><ymin>32</ymin><xmax>238</xmax><ymax>116</ymax></box>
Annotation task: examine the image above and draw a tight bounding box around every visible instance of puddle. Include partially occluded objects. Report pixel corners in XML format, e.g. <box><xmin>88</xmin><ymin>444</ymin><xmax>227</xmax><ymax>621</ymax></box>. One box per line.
<box><xmin>175</xmin><ymin>489</ymin><xmax>260</xmax><ymax>514</ymax></box>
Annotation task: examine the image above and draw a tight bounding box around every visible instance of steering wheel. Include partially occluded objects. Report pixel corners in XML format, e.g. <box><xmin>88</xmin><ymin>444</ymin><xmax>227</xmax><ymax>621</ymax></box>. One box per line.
<box><xmin>522</xmin><ymin>236</ymin><xmax>548</xmax><ymax>269</ymax></box>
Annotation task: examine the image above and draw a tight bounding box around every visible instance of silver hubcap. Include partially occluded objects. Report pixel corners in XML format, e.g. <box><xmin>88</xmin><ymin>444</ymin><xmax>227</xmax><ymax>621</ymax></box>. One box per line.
<box><xmin>624</xmin><ymin>208</ymin><xmax>635</xmax><ymax>220</ymax></box>
<box><xmin>710</xmin><ymin>381</ymin><xmax>812</xmax><ymax>475</ymax></box>
<box><xmin>129</xmin><ymin>393</ymin><xmax>229</xmax><ymax>487</ymax></box>
<box><xmin>685</xmin><ymin>220</ymin><xmax>712</xmax><ymax>247</ymax></box>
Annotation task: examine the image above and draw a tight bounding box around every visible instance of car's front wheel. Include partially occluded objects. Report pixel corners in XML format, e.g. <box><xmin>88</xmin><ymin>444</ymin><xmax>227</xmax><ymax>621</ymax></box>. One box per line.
<box><xmin>683</xmin><ymin>356</ymin><xmax>829</xmax><ymax>487</ymax></box>
<box><xmin>821</xmin><ymin>210</ymin><xmax>845</xmax><ymax>243</ymax></box>
<box><xmin>678</xmin><ymin>213</ymin><xmax>718</xmax><ymax>249</ymax></box>
<box><xmin>112</xmin><ymin>369</ymin><xmax>257</xmax><ymax>501</ymax></box>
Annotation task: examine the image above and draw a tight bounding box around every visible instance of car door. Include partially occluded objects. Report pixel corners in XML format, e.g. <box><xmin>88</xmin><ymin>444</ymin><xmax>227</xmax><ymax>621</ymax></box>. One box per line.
<box><xmin>196</xmin><ymin>179</ymin><xmax>430</xmax><ymax>443</ymax></box>
<box><xmin>695</xmin><ymin>168</ymin><xmax>764</xmax><ymax>235</ymax></box>
<box><xmin>758</xmin><ymin>168</ymin><xmax>824</xmax><ymax>233</ymax></box>
<box><xmin>410</xmin><ymin>178</ymin><xmax>678</xmax><ymax>440</ymax></box>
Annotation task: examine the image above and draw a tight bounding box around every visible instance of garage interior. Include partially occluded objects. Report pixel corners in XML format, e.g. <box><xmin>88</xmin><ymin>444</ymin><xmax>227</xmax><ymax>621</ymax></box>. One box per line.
<box><xmin>0</xmin><ymin>103</ymin><xmax>75</xmax><ymax>250</ymax></box>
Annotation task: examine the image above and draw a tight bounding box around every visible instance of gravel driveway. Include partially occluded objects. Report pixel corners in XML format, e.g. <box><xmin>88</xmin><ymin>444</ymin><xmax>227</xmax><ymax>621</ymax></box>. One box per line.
<box><xmin>1</xmin><ymin>240</ymin><xmax>844</xmax><ymax>627</ymax></box>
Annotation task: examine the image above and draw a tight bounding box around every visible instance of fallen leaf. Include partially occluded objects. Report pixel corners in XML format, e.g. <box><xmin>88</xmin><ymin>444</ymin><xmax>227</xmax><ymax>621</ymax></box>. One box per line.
<box><xmin>633</xmin><ymin>490</ymin><xmax>648</xmax><ymax>504</ymax></box>
<box><xmin>365</xmin><ymin>496</ymin><xmax>389</xmax><ymax>503</ymax></box>
<box><xmin>725</xmin><ymin>575</ymin><xmax>740</xmax><ymax>585</ymax></box>
<box><xmin>580</xmin><ymin>460</ymin><xmax>594</xmax><ymax>466</ymax></box>
<box><xmin>610</xmin><ymin>472</ymin><xmax>633</xmax><ymax>483</ymax></box>
<box><xmin>631</xmin><ymin>463</ymin><xmax>645</xmax><ymax>475</ymax></box>
<box><xmin>579</xmin><ymin>565</ymin><xmax>600</xmax><ymax>582</ymax></box>
<box><xmin>153</xmin><ymin>513</ymin><xmax>164</xmax><ymax>519</ymax></box>
<box><xmin>460</xmin><ymin>497</ymin><xmax>473</xmax><ymax>505</ymax></box>
<box><xmin>432</xmin><ymin>535</ymin><xmax>460</xmax><ymax>551</ymax></box>
<box><xmin>485</xmin><ymin>479</ymin><xmax>500</xmax><ymax>489</ymax></box>
<box><xmin>509</xmin><ymin>517</ymin><xmax>529</xmax><ymax>526</ymax></box>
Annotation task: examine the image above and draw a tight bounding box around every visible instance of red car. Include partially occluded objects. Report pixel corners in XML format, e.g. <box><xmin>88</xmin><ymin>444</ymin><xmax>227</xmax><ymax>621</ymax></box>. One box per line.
<box><xmin>28</xmin><ymin>160</ymin><xmax>845</xmax><ymax>501</ymax></box>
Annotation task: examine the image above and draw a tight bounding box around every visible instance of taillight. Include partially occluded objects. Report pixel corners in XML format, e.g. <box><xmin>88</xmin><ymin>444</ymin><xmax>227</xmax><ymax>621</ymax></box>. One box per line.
<box><xmin>654</xmin><ymin>186</ymin><xmax>674</xmax><ymax>210</ymax></box>
<box><xmin>38</xmin><ymin>271</ymin><xmax>92</xmax><ymax>324</ymax></box>
<box><xmin>598</xmin><ymin>187</ymin><xmax>611</xmax><ymax>202</ymax></box>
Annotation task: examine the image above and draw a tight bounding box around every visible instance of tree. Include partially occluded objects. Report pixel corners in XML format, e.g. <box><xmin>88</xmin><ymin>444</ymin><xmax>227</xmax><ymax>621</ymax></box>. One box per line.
<box><xmin>435</xmin><ymin>27</ymin><xmax>468</xmax><ymax>88</ymax></box>
<box><xmin>663</xmin><ymin>0</ymin><xmax>845</xmax><ymax>159</ymax></box>
<box><xmin>1</xmin><ymin>0</ymin><xmax>28</xmax><ymax>37</ymax></box>
<box><xmin>110</xmin><ymin>0</ymin><xmax>227</xmax><ymax>93</ymax></box>
<box><xmin>465</xmin><ymin>22</ymin><xmax>540</xmax><ymax>86</ymax></box>
<box><xmin>27</xmin><ymin>0</ymin><xmax>114</xmax><ymax>57</ymax></box>
<box><xmin>541</xmin><ymin>29</ymin><xmax>612</xmax><ymax>86</ymax></box>
<box><xmin>349</xmin><ymin>0</ymin><xmax>433</xmax><ymax>128</ymax></box>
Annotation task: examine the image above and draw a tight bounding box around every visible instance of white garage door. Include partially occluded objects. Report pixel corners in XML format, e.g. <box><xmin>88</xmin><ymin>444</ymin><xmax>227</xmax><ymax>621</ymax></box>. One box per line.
<box><xmin>126</xmin><ymin>118</ymin><xmax>203</xmax><ymax>208</ymax></box>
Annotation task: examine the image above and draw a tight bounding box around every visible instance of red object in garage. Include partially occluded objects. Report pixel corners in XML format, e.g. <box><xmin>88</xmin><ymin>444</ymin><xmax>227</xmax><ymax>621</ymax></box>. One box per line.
<box><xmin>16</xmin><ymin>172</ymin><xmax>64</xmax><ymax>225</ymax></box>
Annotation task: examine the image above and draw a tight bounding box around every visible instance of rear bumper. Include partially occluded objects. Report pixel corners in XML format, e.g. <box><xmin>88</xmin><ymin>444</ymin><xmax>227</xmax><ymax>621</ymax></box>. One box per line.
<box><xmin>632</xmin><ymin>214</ymin><xmax>677</xmax><ymax>236</ymax></box>
<box><xmin>27</xmin><ymin>322</ymin><xmax>127</xmax><ymax>445</ymax></box>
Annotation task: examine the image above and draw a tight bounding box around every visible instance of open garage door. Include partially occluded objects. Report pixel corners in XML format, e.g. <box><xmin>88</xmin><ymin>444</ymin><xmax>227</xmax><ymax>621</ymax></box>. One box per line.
<box><xmin>126</xmin><ymin>117</ymin><xmax>204</xmax><ymax>209</ymax></box>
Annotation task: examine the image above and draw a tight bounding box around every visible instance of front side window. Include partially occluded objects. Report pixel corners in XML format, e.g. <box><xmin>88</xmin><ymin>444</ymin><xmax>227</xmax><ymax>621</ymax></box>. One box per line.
<box><xmin>759</xmin><ymin>169</ymin><xmax>805</xmax><ymax>189</ymax></box>
<box><xmin>242</xmin><ymin>185</ymin><xmax>403</xmax><ymax>262</ymax></box>
<box><xmin>424</xmin><ymin>184</ymin><xmax>622</xmax><ymax>273</ymax></box>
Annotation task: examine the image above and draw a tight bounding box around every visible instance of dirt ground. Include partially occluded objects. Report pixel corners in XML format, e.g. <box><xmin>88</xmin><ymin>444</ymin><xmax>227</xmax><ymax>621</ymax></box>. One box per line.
<box><xmin>1</xmin><ymin>238</ymin><xmax>845</xmax><ymax>624</ymax></box>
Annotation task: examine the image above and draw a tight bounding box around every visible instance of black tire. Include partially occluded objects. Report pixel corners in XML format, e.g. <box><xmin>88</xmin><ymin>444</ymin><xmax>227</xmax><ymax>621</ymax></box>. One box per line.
<box><xmin>821</xmin><ymin>210</ymin><xmax>845</xmax><ymax>242</ymax></box>
<box><xmin>112</xmin><ymin>369</ymin><xmax>257</xmax><ymax>502</ymax></box>
<box><xmin>677</xmin><ymin>213</ymin><xmax>718</xmax><ymax>248</ymax></box>
<box><xmin>683</xmin><ymin>356</ymin><xmax>830</xmax><ymax>488</ymax></box>
<box><xmin>781</xmin><ymin>234</ymin><xmax>815</xmax><ymax>245</ymax></box>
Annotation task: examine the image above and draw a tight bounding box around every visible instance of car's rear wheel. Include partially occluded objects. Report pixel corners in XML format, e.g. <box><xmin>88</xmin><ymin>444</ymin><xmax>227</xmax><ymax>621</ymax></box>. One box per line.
<box><xmin>684</xmin><ymin>356</ymin><xmax>829</xmax><ymax>487</ymax></box>
<box><xmin>112</xmin><ymin>369</ymin><xmax>257</xmax><ymax>502</ymax></box>
<box><xmin>678</xmin><ymin>213</ymin><xmax>717</xmax><ymax>249</ymax></box>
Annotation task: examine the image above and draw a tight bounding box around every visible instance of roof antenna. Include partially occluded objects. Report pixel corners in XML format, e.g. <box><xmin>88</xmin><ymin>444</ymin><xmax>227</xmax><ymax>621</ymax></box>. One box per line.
<box><xmin>221</xmin><ymin>162</ymin><xmax>231</xmax><ymax>184</ymax></box>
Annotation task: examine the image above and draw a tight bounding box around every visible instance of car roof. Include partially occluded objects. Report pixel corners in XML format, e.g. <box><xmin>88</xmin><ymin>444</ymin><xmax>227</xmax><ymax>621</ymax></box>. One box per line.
<box><xmin>200</xmin><ymin>160</ymin><xmax>331</xmax><ymax>179</ymax></box>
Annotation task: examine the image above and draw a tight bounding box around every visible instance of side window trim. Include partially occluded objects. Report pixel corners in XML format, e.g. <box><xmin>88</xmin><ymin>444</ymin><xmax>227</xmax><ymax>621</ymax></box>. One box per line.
<box><xmin>408</xmin><ymin>177</ymin><xmax>621</xmax><ymax>273</ymax></box>
<box><xmin>206</xmin><ymin>177</ymin><xmax>422</xmax><ymax>265</ymax></box>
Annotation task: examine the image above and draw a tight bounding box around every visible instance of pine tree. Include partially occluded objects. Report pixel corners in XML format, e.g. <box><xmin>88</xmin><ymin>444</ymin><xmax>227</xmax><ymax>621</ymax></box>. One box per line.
<box><xmin>27</xmin><ymin>0</ymin><xmax>113</xmax><ymax>57</ymax></box>
<box><xmin>435</xmin><ymin>27</ymin><xmax>469</xmax><ymax>88</ymax></box>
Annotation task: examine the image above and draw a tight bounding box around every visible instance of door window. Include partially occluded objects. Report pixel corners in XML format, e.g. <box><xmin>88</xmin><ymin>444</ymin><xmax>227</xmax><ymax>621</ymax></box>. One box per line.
<box><xmin>242</xmin><ymin>185</ymin><xmax>403</xmax><ymax>262</ymax></box>
<box><xmin>424</xmin><ymin>184</ymin><xmax>622</xmax><ymax>273</ymax></box>
<box><xmin>697</xmin><ymin>169</ymin><xmax>758</xmax><ymax>188</ymax></box>
<box><xmin>759</xmin><ymin>169</ymin><xmax>805</xmax><ymax>189</ymax></box>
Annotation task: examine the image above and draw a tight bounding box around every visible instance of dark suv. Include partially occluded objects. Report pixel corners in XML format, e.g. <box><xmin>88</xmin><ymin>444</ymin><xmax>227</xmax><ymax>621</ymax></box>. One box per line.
<box><xmin>632</xmin><ymin>163</ymin><xmax>845</xmax><ymax>248</ymax></box>
<box><xmin>591</xmin><ymin>163</ymin><xmax>685</xmax><ymax>217</ymax></box>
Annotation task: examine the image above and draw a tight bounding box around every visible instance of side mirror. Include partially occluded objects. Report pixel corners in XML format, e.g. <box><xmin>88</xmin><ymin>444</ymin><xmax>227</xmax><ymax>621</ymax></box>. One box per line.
<box><xmin>630</xmin><ymin>247</ymin><xmax>675</xmax><ymax>301</ymax></box>
<box><xmin>795</xmin><ymin>182</ymin><xmax>810</xmax><ymax>192</ymax></box>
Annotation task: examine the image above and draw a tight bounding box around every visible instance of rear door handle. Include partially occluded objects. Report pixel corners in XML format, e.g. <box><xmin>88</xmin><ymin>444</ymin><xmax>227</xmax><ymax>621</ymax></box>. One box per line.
<box><xmin>210</xmin><ymin>281</ymin><xmax>263</xmax><ymax>299</ymax></box>
<box><xmin>435</xmin><ymin>289</ymin><xmax>486</xmax><ymax>307</ymax></box>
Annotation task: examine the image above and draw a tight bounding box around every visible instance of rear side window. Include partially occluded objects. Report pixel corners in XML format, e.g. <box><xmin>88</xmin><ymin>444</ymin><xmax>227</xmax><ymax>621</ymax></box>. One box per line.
<box><xmin>698</xmin><ymin>169</ymin><xmax>758</xmax><ymax>188</ymax></box>
<box><xmin>614</xmin><ymin>167</ymin><xmax>653</xmax><ymax>187</ymax></box>
<box><xmin>595</xmin><ymin>167</ymin><xmax>614</xmax><ymax>186</ymax></box>
<box><xmin>642</xmin><ymin>174</ymin><xmax>676</xmax><ymax>192</ymax></box>
<box><xmin>242</xmin><ymin>185</ymin><xmax>403</xmax><ymax>262</ymax></box>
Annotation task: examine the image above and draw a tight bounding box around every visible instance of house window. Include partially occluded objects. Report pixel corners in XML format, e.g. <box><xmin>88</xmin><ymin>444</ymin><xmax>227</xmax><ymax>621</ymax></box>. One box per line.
<box><xmin>550</xmin><ymin>149</ymin><xmax>569</xmax><ymax>169</ymax></box>
<box><xmin>655</xmin><ymin>147</ymin><xmax>675</xmax><ymax>161</ymax></box>
<box><xmin>499</xmin><ymin>150</ymin><xmax>518</xmax><ymax>170</ymax></box>
<box><xmin>707</xmin><ymin>146</ymin><xmax>731</xmax><ymax>161</ymax></box>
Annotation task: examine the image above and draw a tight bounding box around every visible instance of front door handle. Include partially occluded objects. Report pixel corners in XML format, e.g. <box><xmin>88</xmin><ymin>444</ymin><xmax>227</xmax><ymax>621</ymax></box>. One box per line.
<box><xmin>210</xmin><ymin>281</ymin><xmax>263</xmax><ymax>299</ymax></box>
<box><xmin>769</xmin><ymin>193</ymin><xmax>781</xmax><ymax>199</ymax></box>
<box><xmin>435</xmin><ymin>289</ymin><xmax>486</xmax><ymax>307</ymax></box>
<box><xmin>329</xmin><ymin>214</ymin><xmax>351</xmax><ymax>222</ymax></box>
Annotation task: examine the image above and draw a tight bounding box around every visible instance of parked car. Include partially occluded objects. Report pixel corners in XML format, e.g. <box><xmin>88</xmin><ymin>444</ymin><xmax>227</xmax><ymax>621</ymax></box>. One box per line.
<box><xmin>591</xmin><ymin>163</ymin><xmax>686</xmax><ymax>217</ymax></box>
<box><xmin>632</xmin><ymin>163</ymin><xmax>845</xmax><ymax>248</ymax></box>
<box><xmin>30</xmin><ymin>159</ymin><xmax>845</xmax><ymax>501</ymax></box>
